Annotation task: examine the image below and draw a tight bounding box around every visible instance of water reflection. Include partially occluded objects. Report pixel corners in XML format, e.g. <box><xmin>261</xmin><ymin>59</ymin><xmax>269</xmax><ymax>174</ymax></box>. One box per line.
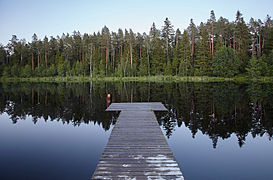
<box><xmin>0</xmin><ymin>82</ymin><xmax>272</xmax><ymax>148</ymax></box>
<box><xmin>0</xmin><ymin>82</ymin><xmax>118</xmax><ymax>130</ymax></box>
<box><xmin>157</xmin><ymin>82</ymin><xmax>273</xmax><ymax>148</ymax></box>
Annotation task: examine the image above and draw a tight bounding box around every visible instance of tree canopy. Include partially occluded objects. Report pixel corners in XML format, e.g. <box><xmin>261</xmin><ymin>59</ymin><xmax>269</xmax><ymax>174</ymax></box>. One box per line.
<box><xmin>0</xmin><ymin>11</ymin><xmax>272</xmax><ymax>78</ymax></box>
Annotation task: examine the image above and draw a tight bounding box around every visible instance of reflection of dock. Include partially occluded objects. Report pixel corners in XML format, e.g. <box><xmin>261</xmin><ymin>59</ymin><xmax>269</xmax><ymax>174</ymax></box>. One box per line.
<box><xmin>92</xmin><ymin>102</ymin><xmax>184</xmax><ymax>179</ymax></box>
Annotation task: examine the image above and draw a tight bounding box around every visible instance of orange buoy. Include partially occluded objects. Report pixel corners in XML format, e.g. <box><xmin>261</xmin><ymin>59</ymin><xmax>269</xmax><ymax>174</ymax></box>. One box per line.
<box><xmin>107</xmin><ymin>93</ymin><xmax>112</xmax><ymax>104</ymax></box>
<box><xmin>107</xmin><ymin>99</ymin><xmax>111</xmax><ymax>104</ymax></box>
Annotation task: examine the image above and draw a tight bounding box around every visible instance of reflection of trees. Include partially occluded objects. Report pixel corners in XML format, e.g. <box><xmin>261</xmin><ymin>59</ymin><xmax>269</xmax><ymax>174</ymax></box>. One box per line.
<box><xmin>247</xmin><ymin>83</ymin><xmax>273</xmax><ymax>140</ymax></box>
<box><xmin>0</xmin><ymin>82</ymin><xmax>272</xmax><ymax>147</ymax></box>
<box><xmin>0</xmin><ymin>82</ymin><xmax>118</xmax><ymax>131</ymax></box>
<box><xmin>156</xmin><ymin>82</ymin><xmax>273</xmax><ymax>148</ymax></box>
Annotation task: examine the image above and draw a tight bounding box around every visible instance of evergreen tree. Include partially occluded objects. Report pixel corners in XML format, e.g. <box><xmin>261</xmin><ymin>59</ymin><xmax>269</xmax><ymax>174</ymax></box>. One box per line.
<box><xmin>0</xmin><ymin>11</ymin><xmax>272</xmax><ymax>79</ymax></box>
<box><xmin>261</xmin><ymin>50</ymin><xmax>273</xmax><ymax>76</ymax></box>
<box><xmin>246</xmin><ymin>56</ymin><xmax>266</xmax><ymax>77</ymax></box>
<box><xmin>212</xmin><ymin>47</ymin><xmax>240</xmax><ymax>77</ymax></box>
<box><xmin>162</xmin><ymin>18</ymin><xmax>175</xmax><ymax>64</ymax></box>
<box><xmin>143</xmin><ymin>33</ymin><xmax>151</xmax><ymax>76</ymax></box>
<box><xmin>177</xmin><ymin>30</ymin><xmax>191</xmax><ymax>76</ymax></box>
<box><xmin>195</xmin><ymin>23</ymin><xmax>211</xmax><ymax>76</ymax></box>
<box><xmin>165</xmin><ymin>61</ymin><xmax>173</xmax><ymax>75</ymax></box>
<box><xmin>151</xmin><ymin>38</ymin><xmax>165</xmax><ymax>75</ymax></box>
<box><xmin>208</xmin><ymin>10</ymin><xmax>216</xmax><ymax>57</ymax></box>
<box><xmin>234</xmin><ymin>11</ymin><xmax>250</xmax><ymax>71</ymax></box>
<box><xmin>101</xmin><ymin>26</ymin><xmax>111</xmax><ymax>75</ymax></box>
<box><xmin>172</xmin><ymin>29</ymin><xmax>182</xmax><ymax>75</ymax></box>
<box><xmin>150</xmin><ymin>23</ymin><xmax>165</xmax><ymax>75</ymax></box>
<box><xmin>43</xmin><ymin>36</ymin><xmax>49</xmax><ymax>68</ymax></box>
<box><xmin>263</xmin><ymin>27</ymin><xmax>273</xmax><ymax>55</ymax></box>
<box><xmin>216</xmin><ymin>16</ymin><xmax>231</xmax><ymax>47</ymax></box>
<box><xmin>21</xmin><ymin>64</ymin><xmax>32</xmax><ymax>77</ymax></box>
<box><xmin>187</xmin><ymin>19</ymin><xmax>198</xmax><ymax>68</ymax></box>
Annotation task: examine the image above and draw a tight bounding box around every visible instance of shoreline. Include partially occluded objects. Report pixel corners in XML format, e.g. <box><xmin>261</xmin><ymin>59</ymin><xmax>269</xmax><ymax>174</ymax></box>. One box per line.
<box><xmin>1</xmin><ymin>76</ymin><xmax>272</xmax><ymax>83</ymax></box>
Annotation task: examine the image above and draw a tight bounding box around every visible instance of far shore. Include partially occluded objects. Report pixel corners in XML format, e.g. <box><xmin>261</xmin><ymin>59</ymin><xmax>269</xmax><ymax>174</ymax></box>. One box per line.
<box><xmin>1</xmin><ymin>76</ymin><xmax>272</xmax><ymax>83</ymax></box>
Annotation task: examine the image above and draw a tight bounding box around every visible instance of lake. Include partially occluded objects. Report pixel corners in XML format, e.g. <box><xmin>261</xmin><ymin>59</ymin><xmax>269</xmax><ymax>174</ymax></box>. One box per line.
<box><xmin>0</xmin><ymin>82</ymin><xmax>272</xmax><ymax>180</ymax></box>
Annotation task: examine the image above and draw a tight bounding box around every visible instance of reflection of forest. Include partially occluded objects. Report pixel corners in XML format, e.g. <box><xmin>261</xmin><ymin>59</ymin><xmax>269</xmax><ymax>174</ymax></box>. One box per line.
<box><xmin>0</xmin><ymin>82</ymin><xmax>119</xmax><ymax>131</ymax></box>
<box><xmin>156</xmin><ymin>82</ymin><xmax>273</xmax><ymax>148</ymax></box>
<box><xmin>0</xmin><ymin>82</ymin><xmax>272</xmax><ymax>148</ymax></box>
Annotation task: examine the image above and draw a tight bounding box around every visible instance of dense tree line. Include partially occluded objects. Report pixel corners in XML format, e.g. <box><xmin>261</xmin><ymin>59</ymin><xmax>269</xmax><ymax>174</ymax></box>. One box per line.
<box><xmin>0</xmin><ymin>10</ymin><xmax>273</xmax><ymax>78</ymax></box>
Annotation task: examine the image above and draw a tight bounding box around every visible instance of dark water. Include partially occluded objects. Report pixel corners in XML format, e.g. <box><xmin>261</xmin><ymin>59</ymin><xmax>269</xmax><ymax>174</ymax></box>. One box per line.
<box><xmin>0</xmin><ymin>82</ymin><xmax>272</xmax><ymax>180</ymax></box>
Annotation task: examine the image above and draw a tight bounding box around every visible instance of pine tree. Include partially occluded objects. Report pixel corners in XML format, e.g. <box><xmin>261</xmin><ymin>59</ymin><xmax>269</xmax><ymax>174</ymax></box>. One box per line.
<box><xmin>143</xmin><ymin>33</ymin><xmax>151</xmax><ymax>76</ymax></box>
<box><xmin>177</xmin><ymin>30</ymin><xmax>191</xmax><ymax>76</ymax></box>
<box><xmin>212</xmin><ymin>47</ymin><xmax>240</xmax><ymax>77</ymax></box>
<box><xmin>129</xmin><ymin>29</ymin><xmax>135</xmax><ymax>71</ymax></box>
<box><xmin>162</xmin><ymin>18</ymin><xmax>174</xmax><ymax>64</ymax></box>
<box><xmin>195</xmin><ymin>23</ymin><xmax>211</xmax><ymax>76</ymax></box>
<box><xmin>187</xmin><ymin>19</ymin><xmax>198</xmax><ymax>68</ymax></box>
<box><xmin>150</xmin><ymin>23</ymin><xmax>165</xmax><ymax>75</ymax></box>
<box><xmin>1</xmin><ymin>11</ymin><xmax>273</xmax><ymax>79</ymax></box>
<box><xmin>31</xmin><ymin>34</ymin><xmax>38</xmax><ymax>71</ymax></box>
<box><xmin>234</xmin><ymin>11</ymin><xmax>250</xmax><ymax>71</ymax></box>
<box><xmin>165</xmin><ymin>61</ymin><xmax>173</xmax><ymax>75</ymax></box>
<box><xmin>151</xmin><ymin>38</ymin><xmax>165</xmax><ymax>75</ymax></box>
<box><xmin>208</xmin><ymin>10</ymin><xmax>216</xmax><ymax>57</ymax></box>
<box><xmin>216</xmin><ymin>16</ymin><xmax>230</xmax><ymax>47</ymax></box>
<box><xmin>246</xmin><ymin>56</ymin><xmax>266</xmax><ymax>77</ymax></box>
<box><xmin>101</xmin><ymin>26</ymin><xmax>111</xmax><ymax>75</ymax></box>
<box><xmin>263</xmin><ymin>27</ymin><xmax>273</xmax><ymax>55</ymax></box>
<box><xmin>43</xmin><ymin>36</ymin><xmax>49</xmax><ymax>68</ymax></box>
<box><xmin>173</xmin><ymin>29</ymin><xmax>182</xmax><ymax>75</ymax></box>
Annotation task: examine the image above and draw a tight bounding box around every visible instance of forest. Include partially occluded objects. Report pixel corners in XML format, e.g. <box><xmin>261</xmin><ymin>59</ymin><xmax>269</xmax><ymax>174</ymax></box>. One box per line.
<box><xmin>0</xmin><ymin>10</ymin><xmax>273</xmax><ymax>79</ymax></box>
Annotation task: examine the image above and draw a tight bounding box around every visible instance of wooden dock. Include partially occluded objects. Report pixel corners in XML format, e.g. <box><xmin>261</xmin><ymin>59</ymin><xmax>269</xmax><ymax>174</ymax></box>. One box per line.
<box><xmin>92</xmin><ymin>102</ymin><xmax>184</xmax><ymax>180</ymax></box>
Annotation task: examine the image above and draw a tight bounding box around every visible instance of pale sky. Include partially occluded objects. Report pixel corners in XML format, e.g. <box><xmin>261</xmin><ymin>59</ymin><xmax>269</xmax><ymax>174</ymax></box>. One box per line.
<box><xmin>0</xmin><ymin>0</ymin><xmax>272</xmax><ymax>45</ymax></box>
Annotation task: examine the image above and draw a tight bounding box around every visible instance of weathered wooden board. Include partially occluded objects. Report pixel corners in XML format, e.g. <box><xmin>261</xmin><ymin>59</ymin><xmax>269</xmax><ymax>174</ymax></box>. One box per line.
<box><xmin>92</xmin><ymin>103</ymin><xmax>184</xmax><ymax>180</ymax></box>
<box><xmin>106</xmin><ymin>102</ymin><xmax>167</xmax><ymax>111</ymax></box>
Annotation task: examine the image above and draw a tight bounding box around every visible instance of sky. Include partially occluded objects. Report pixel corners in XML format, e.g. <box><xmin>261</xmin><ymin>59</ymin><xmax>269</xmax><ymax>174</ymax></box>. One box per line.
<box><xmin>0</xmin><ymin>0</ymin><xmax>273</xmax><ymax>45</ymax></box>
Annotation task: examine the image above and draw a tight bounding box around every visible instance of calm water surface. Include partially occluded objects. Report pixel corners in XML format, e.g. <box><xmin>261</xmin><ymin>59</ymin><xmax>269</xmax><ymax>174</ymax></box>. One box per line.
<box><xmin>0</xmin><ymin>82</ymin><xmax>272</xmax><ymax>180</ymax></box>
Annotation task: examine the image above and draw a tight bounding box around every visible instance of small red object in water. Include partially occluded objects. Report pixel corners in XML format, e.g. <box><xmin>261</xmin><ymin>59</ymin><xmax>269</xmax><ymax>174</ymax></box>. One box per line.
<box><xmin>107</xmin><ymin>94</ymin><xmax>111</xmax><ymax>98</ymax></box>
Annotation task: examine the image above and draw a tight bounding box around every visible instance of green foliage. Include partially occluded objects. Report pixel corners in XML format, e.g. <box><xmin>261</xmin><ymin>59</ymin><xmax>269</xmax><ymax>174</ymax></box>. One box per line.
<box><xmin>195</xmin><ymin>23</ymin><xmax>211</xmax><ymax>76</ymax></box>
<box><xmin>178</xmin><ymin>30</ymin><xmax>192</xmax><ymax>76</ymax></box>
<box><xmin>99</xmin><ymin>59</ymin><xmax>105</xmax><ymax>77</ymax></box>
<box><xmin>0</xmin><ymin>12</ymin><xmax>272</xmax><ymax>79</ymax></box>
<box><xmin>21</xmin><ymin>65</ymin><xmax>32</xmax><ymax>77</ymax></box>
<box><xmin>246</xmin><ymin>56</ymin><xmax>266</xmax><ymax>77</ymax></box>
<box><xmin>73</xmin><ymin>61</ymin><xmax>84</xmax><ymax>76</ymax></box>
<box><xmin>151</xmin><ymin>38</ymin><xmax>165</xmax><ymax>75</ymax></box>
<box><xmin>115</xmin><ymin>64</ymin><xmax>123</xmax><ymax>77</ymax></box>
<box><xmin>2</xmin><ymin>66</ymin><xmax>10</xmax><ymax>77</ymax></box>
<box><xmin>44</xmin><ymin>64</ymin><xmax>57</xmax><ymax>77</ymax></box>
<box><xmin>261</xmin><ymin>50</ymin><xmax>273</xmax><ymax>76</ymax></box>
<box><xmin>34</xmin><ymin>65</ymin><xmax>45</xmax><ymax>77</ymax></box>
<box><xmin>179</xmin><ymin>60</ymin><xmax>190</xmax><ymax>76</ymax></box>
<box><xmin>165</xmin><ymin>61</ymin><xmax>173</xmax><ymax>75</ymax></box>
<box><xmin>162</xmin><ymin>18</ymin><xmax>174</xmax><ymax>62</ymax></box>
<box><xmin>172</xmin><ymin>55</ymin><xmax>179</xmax><ymax>75</ymax></box>
<box><xmin>234</xmin><ymin>11</ymin><xmax>250</xmax><ymax>70</ymax></box>
<box><xmin>57</xmin><ymin>58</ymin><xmax>70</xmax><ymax>77</ymax></box>
<box><xmin>212</xmin><ymin>47</ymin><xmax>240</xmax><ymax>77</ymax></box>
<box><xmin>130</xmin><ymin>64</ymin><xmax>137</xmax><ymax>77</ymax></box>
<box><xmin>264</xmin><ymin>28</ymin><xmax>273</xmax><ymax>55</ymax></box>
<box><xmin>11</xmin><ymin>65</ymin><xmax>20</xmax><ymax>77</ymax></box>
<box><xmin>0</xmin><ymin>65</ymin><xmax>3</xmax><ymax>76</ymax></box>
<box><xmin>138</xmin><ymin>57</ymin><xmax>148</xmax><ymax>76</ymax></box>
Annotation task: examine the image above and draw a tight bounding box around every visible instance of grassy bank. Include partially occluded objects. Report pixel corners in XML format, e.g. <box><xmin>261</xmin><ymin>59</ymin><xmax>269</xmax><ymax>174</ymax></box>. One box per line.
<box><xmin>1</xmin><ymin>76</ymin><xmax>272</xmax><ymax>83</ymax></box>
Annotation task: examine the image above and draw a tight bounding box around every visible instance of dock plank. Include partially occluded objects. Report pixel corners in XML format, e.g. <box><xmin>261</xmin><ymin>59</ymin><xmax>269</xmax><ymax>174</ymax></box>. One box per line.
<box><xmin>105</xmin><ymin>102</ymin><xmax>167</xmax><ymax>111</ymax></box>
<box><xmin>92</xmin><ymin>102</ymin><xmax>184</xmax><ymax>180</ymax></box>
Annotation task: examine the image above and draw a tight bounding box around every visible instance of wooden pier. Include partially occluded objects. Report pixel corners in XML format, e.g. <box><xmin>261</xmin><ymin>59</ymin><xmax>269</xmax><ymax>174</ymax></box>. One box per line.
<box><xmin>92</xmin><ymin>102</ymin><xmax>184</xmax><ymax>180</ymax></box>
